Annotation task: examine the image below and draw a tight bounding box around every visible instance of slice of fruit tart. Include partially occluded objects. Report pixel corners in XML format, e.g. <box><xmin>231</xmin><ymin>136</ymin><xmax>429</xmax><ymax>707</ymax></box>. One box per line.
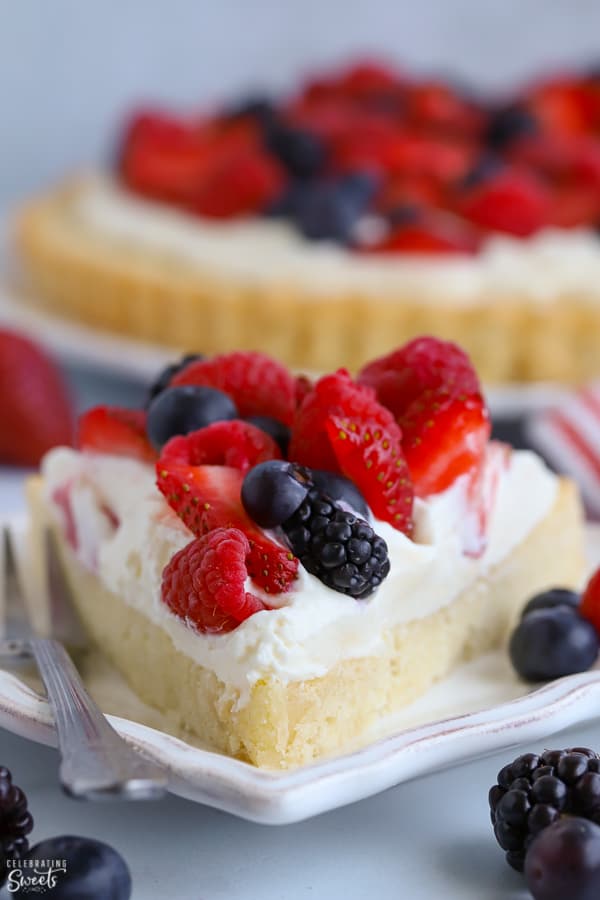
<box><xmin>27</xmin><ymin>338</ymin><xmax>585</xmax><ymax>768</ymax></box>
<box><xmin>15</xmin><ymin>59</ymin><xmax>600</xmax><ymax>382</ymax></box>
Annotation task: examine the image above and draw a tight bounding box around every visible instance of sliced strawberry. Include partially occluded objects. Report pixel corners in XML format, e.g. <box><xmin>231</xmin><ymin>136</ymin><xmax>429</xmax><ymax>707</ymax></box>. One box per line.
<box><xmin>171</xmin><ymin>351</ymin><xmax>296</xmax><ymax>425</ymax></box>
<box><xmin>78</xmin><ymin>406</ymin><xmax>156</xmax><ymax>463</ymax></box>
<box><xmin>156</xmin><ymin>462</ymin><xmax>298</xmax><ymax>594</ymax></box>
<box><xmin>288</xmin><ymin>369</ymin><xmax>398</xmax><ymax>472</ymax></box>
<box><xmin>160</xmin><ymin>420</ymin><xmax>281</xmax><ymax>472</ymax></box>
<box><xmin>162</xmin><ymin>528</ymin><xmax>267</xmax><ymax>633</ymax></box>
<box><xmin>401</xmin><ymin>388</ymin><xmax>490</xmax><ymax>497</ymax></box>
<box><xmin>362</xmin><ymin>213</ymin><xmax>481</xmax><ymax>255</ymax></box>
<box><xmin>192</xmin><ymin>146</ymin><xmax>286</xmax><ymax>218</ymax></box>
<box><xmin>325</xmin><ymin>415</ymin><xmax>414</xmax><ymax>535</ymax></box>
<box><xmin>457</xmin><ymin>167</ymin><xmax>552</xmax><ymax>237</ymax></box>
<box><xmin>580</xmin><ymin>568</ymin><xmax>600</xmax><ymax>637</ymax></box>
<box><xmin>358</xmin><ymin>336</ymin><xmax>482</xmax><ymax>421</ymax></box>
<box><xmin>0</xmin><ymin>330</ymin><xmax>73</xmax><ymax>466</ymax></box>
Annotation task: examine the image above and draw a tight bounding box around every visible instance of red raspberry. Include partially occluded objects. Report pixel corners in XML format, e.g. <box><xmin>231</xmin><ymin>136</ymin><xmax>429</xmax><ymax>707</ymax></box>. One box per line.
<box><xmin>0</xmin><ymin>330</ymin><xmax>73</xmax><ymax>466</ymax></box>
<box><xmin>581</xmin><ymin>568</ymin><xmax>600</xmax><ymax>637</ymax></box>
<box><xmin>171</xmin><ymin>351</ymin><xmax>296</xmax><ymax>426</ymax></box>
<box><xmin>358</xmin><ymin>336</ymin><xmax>481</xmax><ymax>420</ymax></box>
<box><xmin>156</xmin><ymin>461</ymin><xmax>298</xmax><ymax>594</ymax></box>
<box><xmin>288</xmin><ymin>369</ymin><xmax>397</xmax><ymax>472</ymax></box>
<box><xmin>162</xmin><ymin>528</ymin><xmax>267</xmax><ymax>633</ymax></box>
<box><xmin>78</xmin><ymin>406</ymin><xmax>156</xmax><ymax>463</ymax></box>
<box><xmin>160</xmin><ymin>420</ymin><xmax>281</xmax><ymax>473</ymax></box>
<box><xmin>325</xmin><ymin>415</ymin><xmax>414</xmax><ymax>534</ymax></box>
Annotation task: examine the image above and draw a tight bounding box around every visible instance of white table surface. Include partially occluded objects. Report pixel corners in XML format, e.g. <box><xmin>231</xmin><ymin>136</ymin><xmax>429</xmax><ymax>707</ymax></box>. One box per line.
<box><xmin>1</xmin><ymin>365</ymin><xmax>599</xmax><ymax>900</ymax></box>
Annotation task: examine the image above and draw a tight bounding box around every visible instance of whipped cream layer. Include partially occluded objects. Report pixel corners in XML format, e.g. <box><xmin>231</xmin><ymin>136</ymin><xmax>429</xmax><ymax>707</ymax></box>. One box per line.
<box><xmin>72</xmin><ymin>176</ymin><xmax>600</xmax><ymax>305</ymax></box>
<box><xmin>42</xmin><ymin>446</ymin><xmax>557</xmax><ymax>703</ymax></box>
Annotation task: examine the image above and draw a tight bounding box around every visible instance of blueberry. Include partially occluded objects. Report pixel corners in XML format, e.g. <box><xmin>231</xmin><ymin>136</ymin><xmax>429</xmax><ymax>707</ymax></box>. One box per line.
<box><xmin>311</xmin><ymin>470</ymin><xmax>369</xmax><ymax>519</ymax></box>
<box><xmin>509</xmin><ymin>607</ymin><xmax>599</xmax><ymax>682</ymax></box>
<box><xmin>244</xmin><ymin>415</ymin><xmax>290</xmax><ymax>456</ymax></box>
<box><xmin>521</xmin><ymin>588</ymin><xmax>582</xmax><ymax>620</ymax></box>
<box><xmin>286</xmin><ymin>173</ymin><xmax>378</xmax><ymax>243</ymax></box>
<box><xmin>146</xmin><ymin>385</ymin><xmax>237</xmax><ymax>450</ymax></box>
<box><xmin>23</xmin><ymin>835</ymin><xmax>131</xmax><ymax>899</ymax></box>
<box><xmin>486</xmin><ymin>103</ymin><xmax>538</xmax><ymax>148</ymax></box>
<box><xmin>386</xmin><ymin>203</ymin><xmax>421</xmax><ymax>227</ymax></box>
<box><xmin>241</xmin><ymin>461</ymin><xmax>311</xmax><ymax>528</ymax></box>
<box><xmin>458</xmin><ymin>155</ymin><xmax>503</xmax><ymax>190</ymax></box>
<box><xmin>266</xmin><ymin>124</ymin><xmax>326</xmax><ymax>178</ymax></box>
<box><xmin>223</xmin><ymin>94</ymin><xmax>277</xmax><ymax>128</ymax></box>
<box><xmin>525</xmin><ymin>818</ymin><xmax>600</xmax><ymax>900</ymax></box>
<box><xmin>146</xmin><ymin>353</ymin><xmax>204</xmax><ymax>406</ymax></box>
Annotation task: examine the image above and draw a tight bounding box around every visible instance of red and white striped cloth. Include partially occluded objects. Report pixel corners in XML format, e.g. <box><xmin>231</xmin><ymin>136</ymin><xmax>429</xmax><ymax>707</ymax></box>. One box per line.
<box><xmin>527</xmin><ymin>383</ymin><xmax>600</xmax><ymax>518</ymax></box>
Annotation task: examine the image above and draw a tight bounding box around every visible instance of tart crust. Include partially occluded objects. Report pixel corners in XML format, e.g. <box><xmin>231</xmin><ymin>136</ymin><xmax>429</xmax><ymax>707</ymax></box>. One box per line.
<box><xmin>27</xmin><ymin>475</ymin><xmax>585</xmax><ymax>769</ymax></box>
<box><xmin>15</xmin><ymin>180</ymin><xmax>600</xmax><ymax>383</ymax></box>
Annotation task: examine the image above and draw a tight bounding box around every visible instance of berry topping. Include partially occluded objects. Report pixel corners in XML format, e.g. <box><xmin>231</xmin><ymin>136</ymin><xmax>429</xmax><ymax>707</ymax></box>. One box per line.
<box><xmin>486</xmin><ymin>104</ymin><xmax>538</xmax><ymax>148</ymax></box>
<box><xmin>171</xmin><ymin>351</ymin><xmax>296</xmax><ymax>426</ymax></box>
<box><xmin>289</xmin><ymin>369</ymin><xmax>398</xmax><ymax>473</ymax></box>
<box><xmin>24</xmin><ymin>835</ymin><xmax>132</xmax><ymax>900</ymax></box>
<box><xmin>326</xmin><ymin>415</ymin><xmax>414</xmax><ymax>534</ymax></box>
<box><xmin>241</xmin><ymin>461</ymin><xmax>311</xmax><ymax>528</ymax></box>
<box><xmin>400</xmin><ymin>389</ymin><xmax>490</xmax><ymax>497</ymax></box>
<box><xmin>278</xmin><ymin>173</ymin><xmax>377</xmax><ymax>242</ymax></box>
<box><xmin>146</xmin><ymin>385</ymin><xmax>238</xmax><ymax>451</ymax></box>
<box><xmin>581</xmin><ymin>568</ymin><xmax>600</xmax><ymax>636</ymax></box>
<box><xmin>358</xmin><ymin>335</ymin><xmax>481</xmax><ymax>422</ymax></box>
<box><xmin>156</xmin><ymin>461</ymin><xmax>298</xmax><ymax>593</ymax></box>
<box><xmin>0</xmin><ymin>767</ymin><xmax>34</xmax><ymax>875</ymax></box>
<box><xmin>78</xmin><ymin>406</ymin><xmax>156</xmax><ymax>463</ymax></box>
<box><xmin>146</xmin><ymin>353</ymin><xmax>204</xmax><ymax>406</ymax></box>
<box><xmin>490</xmin><ymin>748</ymin><xmax>600</xmax><ymax>873</ymax></box>
<box><xmin>0</xmin><ymin>329</ymin><xmax>73</xmax><ymax>467</ymax></box>
<box><xmin>358</xmin><ymin>336</ymin><xmax>489</xmax><ymax>496</ymax></box>
<box><xmin>192</xmin><ymin>146</ymin><xmax>287</xmax><ymax>219</ymax></box>
<box><xmin>457</xmin><ymin>167</ymin><xmax>552</xmax><ymax>237</ymax></box>
<box><xmin>265</xmin><ymin>123</ymin><xmax>326</xmax><ymax>178</ymax></box>
<box><xmin>160</xmin><ymin>420</ymin><xmax>281</xmax><ymax>473</ymax></box>
<box><xmin>310</xmin><ymin>469</ymin><xmax>369</xmax><ymax>519</ymax></box>
<box><xmin>521</xmin><ymin>588</ymin><xmax>582</xmax><ymax>619</ymax></box>
<box><xmin>509</xmin><ymin>606</ymin><xmax>599</xmax><ymax>682</ymax></box>
<box><xmin>162</xmin><ymin>528</ymin><xmax>267</xmax><ymax>633</ymax></box>
<box><xmin>282</xmin><ymin>486</ymin><xmax>390</xmax><ymax>598</ymax></box>
<box><xmin>362</xmin><ymin>211</ymin><xmax>481</xmax><ymax>255</ymax></box>
<box><xmin>244</xmin><ymin>415</ymin><xmax>291</xmax><ymax>456</ymax></box>
<box><xmin>525</xmin><ymin>818</ymin><xmax>600</xmax><ymax>900</ymax></box>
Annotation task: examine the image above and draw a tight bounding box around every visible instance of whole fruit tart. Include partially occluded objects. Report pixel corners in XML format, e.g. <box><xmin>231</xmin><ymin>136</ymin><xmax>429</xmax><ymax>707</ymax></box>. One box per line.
<box><xmin>14</xmin><ymin>59</ymin><xmax>600</xmax><ymax>382</ymax></box>
<box><xmin>28</xmin><ymin>338</ymin><xmax>585</xmax><ymax>768</ymax></box>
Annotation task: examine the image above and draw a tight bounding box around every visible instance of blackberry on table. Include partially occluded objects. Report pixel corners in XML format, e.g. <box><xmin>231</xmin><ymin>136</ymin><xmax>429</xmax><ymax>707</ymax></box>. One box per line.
<box><xmin>490</xmin><ymin>748</ymin><xmax>600</xmax><ymax>872</ymax></box>
<box><xmin>0</xmin><ymin>767</ymin><xmax>34</xmax><ymax>885</ymax></box>
<box><xmin>282</xmin><ymin>486</ymin><xmax>390</xmax><ymax>599</ymax></box>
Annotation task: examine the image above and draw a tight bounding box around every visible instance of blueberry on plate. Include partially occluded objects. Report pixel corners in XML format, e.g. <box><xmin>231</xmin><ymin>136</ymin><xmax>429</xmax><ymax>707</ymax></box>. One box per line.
<box><xmin>146</xmin><ymin>385</ymin><xmax>238</xmax><ymax>450</ymax></box>
<box><xmin>241</xmin><ymin>461</ymin><xmax>311</xmax><ymax>528</ymax></box>
<box><xmin>509</xmin><ymin>606</ymin><xmax>599</xmax><ymax>682</ymax></box>
<box><xmin>24</xmin><ymin>835</ymin><xmax>131</xmax><ymax>900</ymax></box>
<box><xmin>244</xmin><ymin>415</ymin><xmax>291</xmax><ymax>456</ymax></box>
<box><xmin>311</xmin><ymin>469</ymin><xmax>369</xmax><ymax>519</ymax></box>
<box><xmin>521</xmin><ymin>587</ymin><xmax>581</xmax><ymax>619</ymax></box>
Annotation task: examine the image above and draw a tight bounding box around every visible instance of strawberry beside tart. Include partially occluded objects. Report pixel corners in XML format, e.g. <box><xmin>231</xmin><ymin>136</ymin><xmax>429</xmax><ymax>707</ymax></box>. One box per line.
<box><xmin>28</xmin><ymin>338</ymin><xmax>585</xmax><ymax>767</ymax></box>
<box><xmin>15</xmin><ymin>59</ymin><xmax>600</xmax><ymax>382</ymax></box>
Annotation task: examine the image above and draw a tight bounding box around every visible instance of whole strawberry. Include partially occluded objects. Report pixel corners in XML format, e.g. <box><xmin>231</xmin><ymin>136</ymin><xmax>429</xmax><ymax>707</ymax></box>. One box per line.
<box><xmin>0</xmin><ymin>330</ymin><xmax>73</xmax><ymax>466</ymax></box>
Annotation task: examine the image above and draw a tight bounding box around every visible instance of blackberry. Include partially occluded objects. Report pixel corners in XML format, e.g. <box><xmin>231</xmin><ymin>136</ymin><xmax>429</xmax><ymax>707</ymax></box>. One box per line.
<box><xmin>146</xmin><ymin>353</ymin><xmax>203</xmax><ymax>406</ymax></box>
<box><xmin>490</xmin><ymin>748</ymin><xmax>600</xmax><ymax>872</ymax></box>
<box><xmin>282</xmin><ymin>486</ymin><xmax>390</xmax><ymax>599</ymax></box>
<box><xmin>0</xmin><ymin>767</ymin><xmax>33</xmax><ymax>884</ymax></box>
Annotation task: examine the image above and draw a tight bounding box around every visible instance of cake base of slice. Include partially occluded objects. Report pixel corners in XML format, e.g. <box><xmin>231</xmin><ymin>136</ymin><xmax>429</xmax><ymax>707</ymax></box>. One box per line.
<box><xmin>27</xmin><ymin>477</ymin><xmax>585</xmax><ymax>769</ymax></box>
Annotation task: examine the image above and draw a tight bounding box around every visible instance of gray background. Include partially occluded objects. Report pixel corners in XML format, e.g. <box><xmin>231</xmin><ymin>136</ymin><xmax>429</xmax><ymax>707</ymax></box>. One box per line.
<box><xmin>1</xmin><ymin>0</ymin><xmax>600</xmax><ymax>205</ymax></box>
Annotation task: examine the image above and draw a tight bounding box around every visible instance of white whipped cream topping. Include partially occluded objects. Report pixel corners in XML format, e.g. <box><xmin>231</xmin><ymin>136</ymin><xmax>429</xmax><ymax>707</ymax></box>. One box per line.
<box><xmin>41</xmin><ymin>446</ymin><xmax>557</xmax><ymax>704</ymax></box>
<box><xmin>71</xmin><ymin>176</ymin><xmax>600</xmax><ymax>305</ymax></box>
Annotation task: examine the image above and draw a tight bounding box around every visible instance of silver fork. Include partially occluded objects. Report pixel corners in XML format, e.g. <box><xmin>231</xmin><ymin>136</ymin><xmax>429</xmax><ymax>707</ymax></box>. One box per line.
<box><xmin>2</xmin><ymin>526</ymin><xmax>167</xmax><ymax>800</ymax></box>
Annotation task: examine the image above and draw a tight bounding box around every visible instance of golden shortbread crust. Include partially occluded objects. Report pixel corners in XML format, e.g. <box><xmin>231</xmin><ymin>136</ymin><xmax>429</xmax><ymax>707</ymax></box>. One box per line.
<box><xmin>15</xmin><ymin>181</ymin><xmax>600</xmax><ymax>382</ymax></box>
<box><xmin>27</xmin><ymin>476</ymin><xmax>585</xmax><ymax>769</ymax></box>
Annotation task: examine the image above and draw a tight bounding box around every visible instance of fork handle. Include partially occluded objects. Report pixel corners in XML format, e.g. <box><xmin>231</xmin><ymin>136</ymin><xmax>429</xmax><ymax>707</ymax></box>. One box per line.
<box><xmin>30</xmin><ymin>638</ymin><xmax>167</xmax><ymax>800</ymax></box>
